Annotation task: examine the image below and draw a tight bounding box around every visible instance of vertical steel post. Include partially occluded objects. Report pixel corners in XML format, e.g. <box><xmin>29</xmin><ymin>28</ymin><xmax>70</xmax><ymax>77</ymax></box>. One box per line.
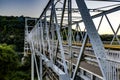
<box><xmin>78</xmin><ymin>24</ymin><xmax>84</xmax><ymax>42</ymax></box>
<box><xmin>24</xmin><ymin>18</ymin><xmax>28</xmax><ymax>57</ymax></box>
<box><xmin>76</xmin><ymin>23</ymin><xmax>80</xmax><ymax>42</ymax></box>
<box><xmin>51</xmin><ymin>1</ymin><xmax>55</xmax><ymax>65</ymax></box>
<box><xmin>38</xmin><ymin>21</ymin><xmax>42</xmax><ymax>80</ymax></box>
<box><xmin>31</xmin><ymin>41</ymin><xmax>40</xmax><ymax>80</ymax></box>
<box><xmin>68</xmin><ymin>0</ymin><xmax>72</xmax><ymax>76</ymax></box>
<box><xmin>31</xmin><ymin>42</ymin><xmax>34</xmax><ymax>80</ymax></box>
<box><xmin>40</xmin><ymin>20</ymin><xmax>46</xmax><ymax>56</ymax></box>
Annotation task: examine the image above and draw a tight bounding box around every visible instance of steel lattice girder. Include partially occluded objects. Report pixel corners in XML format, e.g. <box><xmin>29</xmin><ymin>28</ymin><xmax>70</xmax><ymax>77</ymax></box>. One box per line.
<box><xmin>25</xmin><ymin>0</ymin><xmax>120</xmax><ymax>80</ymax></box>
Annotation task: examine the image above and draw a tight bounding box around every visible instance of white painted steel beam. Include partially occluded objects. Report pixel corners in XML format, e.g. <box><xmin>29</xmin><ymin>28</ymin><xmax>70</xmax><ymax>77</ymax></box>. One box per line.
<box><xmin>24</xmin><ymin>0</ymin><xmax>120</xmax><ymax>80</ymax></box>
<box><xmin>75</xmin><ymin>0</ymin><xmax>107</xmax><ymax>80</ymax></box>
<box><xmin>72</xmin><ymin>33</ymin><xmax>88</xmax><ymax>80</ymax></box>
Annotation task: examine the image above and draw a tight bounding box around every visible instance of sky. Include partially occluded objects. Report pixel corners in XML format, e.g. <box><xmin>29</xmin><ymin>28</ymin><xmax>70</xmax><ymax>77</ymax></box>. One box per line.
<box><xmin>0</xmin><ymin>0</ymin><xmax>120</xmax><ymax>34</ymax></box>
<box><xmin>0</xmin><ymin>0</ymin><xmax>49</xmax><ymax>17</ymax></box>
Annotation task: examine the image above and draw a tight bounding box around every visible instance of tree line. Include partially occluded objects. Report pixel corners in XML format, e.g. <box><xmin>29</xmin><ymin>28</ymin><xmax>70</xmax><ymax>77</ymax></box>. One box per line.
<box><xmin>0</xmin><ymin>15</ymin><xmax>119</xmax><ymax>80</ymax></box>
<box><xmin>0</xmin><ymin>16</ymin><xmax>24</xmax><ymax>52</ymax></box>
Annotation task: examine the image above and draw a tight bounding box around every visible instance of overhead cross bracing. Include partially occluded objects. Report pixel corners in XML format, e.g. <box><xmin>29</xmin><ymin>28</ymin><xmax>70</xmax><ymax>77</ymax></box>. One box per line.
<box><xmin>23</xmin><ymin>0</ymin><xmax>120</xmax><ymax>80</ymax></box>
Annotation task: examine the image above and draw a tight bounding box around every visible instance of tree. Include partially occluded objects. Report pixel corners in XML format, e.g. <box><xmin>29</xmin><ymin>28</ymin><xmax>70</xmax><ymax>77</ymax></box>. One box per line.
<box><xmin>0</xmin><ymin>44</ymin><xmax>30</xmax><ymax>80</ymax></box>
<box><xmin>0</xmin><ymin>16</ymin><xmax>25</xmax><ymax>52</ymax></box>
<box><xmin>0</xmin><ymin>44</ymin><xmax>19</xmax><ymax>79</ymax></box>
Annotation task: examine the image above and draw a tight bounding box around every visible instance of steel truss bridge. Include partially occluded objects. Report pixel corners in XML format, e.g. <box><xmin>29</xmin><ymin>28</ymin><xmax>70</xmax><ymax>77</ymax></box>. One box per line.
<box><xmin>23</xmin><ymin>0</ymin><xmax>120</xmax><ymax>80</ymax></box>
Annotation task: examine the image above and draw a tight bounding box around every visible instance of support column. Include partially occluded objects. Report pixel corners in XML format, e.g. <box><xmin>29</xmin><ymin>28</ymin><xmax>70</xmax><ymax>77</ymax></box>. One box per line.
<box><xmin>68</xmin><ymin>0</ymin><xmax>72</xmax><ymax>76</ymax></box>
<box><xmin>31</xmin><ymin>49</ymin><xmax>34</xmax><ymax>80</ymax></box>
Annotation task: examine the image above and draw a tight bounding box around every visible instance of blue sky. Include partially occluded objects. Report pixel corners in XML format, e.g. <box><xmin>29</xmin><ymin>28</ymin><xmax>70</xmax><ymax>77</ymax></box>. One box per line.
<box><xmin>0</xmin><ymin>0</ymin><xmax>119</xmax><ymax>17</ymax></box>
<box><xmin>0</xmin><ymin>0</ymin><xmax>120</xmax><ymax>34</ymax></box>
<box><xmin>0</xmin><ymin>0</ymin><xmax>49</xmax><ymax>17</ymax></box>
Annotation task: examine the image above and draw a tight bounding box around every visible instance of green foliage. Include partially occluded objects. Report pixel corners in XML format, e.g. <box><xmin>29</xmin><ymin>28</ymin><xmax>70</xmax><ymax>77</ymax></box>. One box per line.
<box><xmin>0</xmin><ymin>44</ymin><xmax>19</xmax><ymax>80</ymax></box>
<box><xmin>61</xmin><ymin>28</ymin><xmax>86</xmax><ymax>41</ymax></box>
<box><xmin>0</xmin><ymin>16</ymin><xmax>25</xmax><ymax>52</ymax></box>
<box><xmin>100</xmin><ymin>34</ymin><xmax>120</xmax><ymax>42</ymax></box>
<box><xmin>0</xmin><ymin>16</ymin><xmax>32</xmax><ymax>80</ymax></box>
<box><xmin>0</xmin><ymin>44</ymin><xmax>31</xmax><ymax>80</ymax></box>
<box><xmin>100</xmin><ymin>34</ymin><xmax>112</xmax><ymax>41</ymax></box>
<box><xmin>8</xmin><ymin>71</ymin><xmax>30</xmax><ymax>80</ymax></box>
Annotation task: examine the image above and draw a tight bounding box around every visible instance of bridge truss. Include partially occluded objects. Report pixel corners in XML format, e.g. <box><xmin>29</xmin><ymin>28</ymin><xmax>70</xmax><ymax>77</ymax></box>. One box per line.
<box><xmin>23</xmin><ymin>0</ymin><xmax>120</xmax><ymax>80</ymax></box>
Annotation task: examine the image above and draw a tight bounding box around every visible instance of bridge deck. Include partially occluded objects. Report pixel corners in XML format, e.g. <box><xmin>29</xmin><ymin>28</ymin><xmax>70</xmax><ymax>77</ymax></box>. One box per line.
<box><xmin>57</xmin><ymin>45</ymin><xmax>103</xmax><ymax>77</ymax></box>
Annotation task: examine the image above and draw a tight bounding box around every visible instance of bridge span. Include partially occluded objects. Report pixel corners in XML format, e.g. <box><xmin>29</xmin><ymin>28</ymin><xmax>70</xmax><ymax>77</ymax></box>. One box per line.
<box><xmin>23</xmin><ymin>0</ymin><xmax>120</xmax><ymax>80</ymax></box>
